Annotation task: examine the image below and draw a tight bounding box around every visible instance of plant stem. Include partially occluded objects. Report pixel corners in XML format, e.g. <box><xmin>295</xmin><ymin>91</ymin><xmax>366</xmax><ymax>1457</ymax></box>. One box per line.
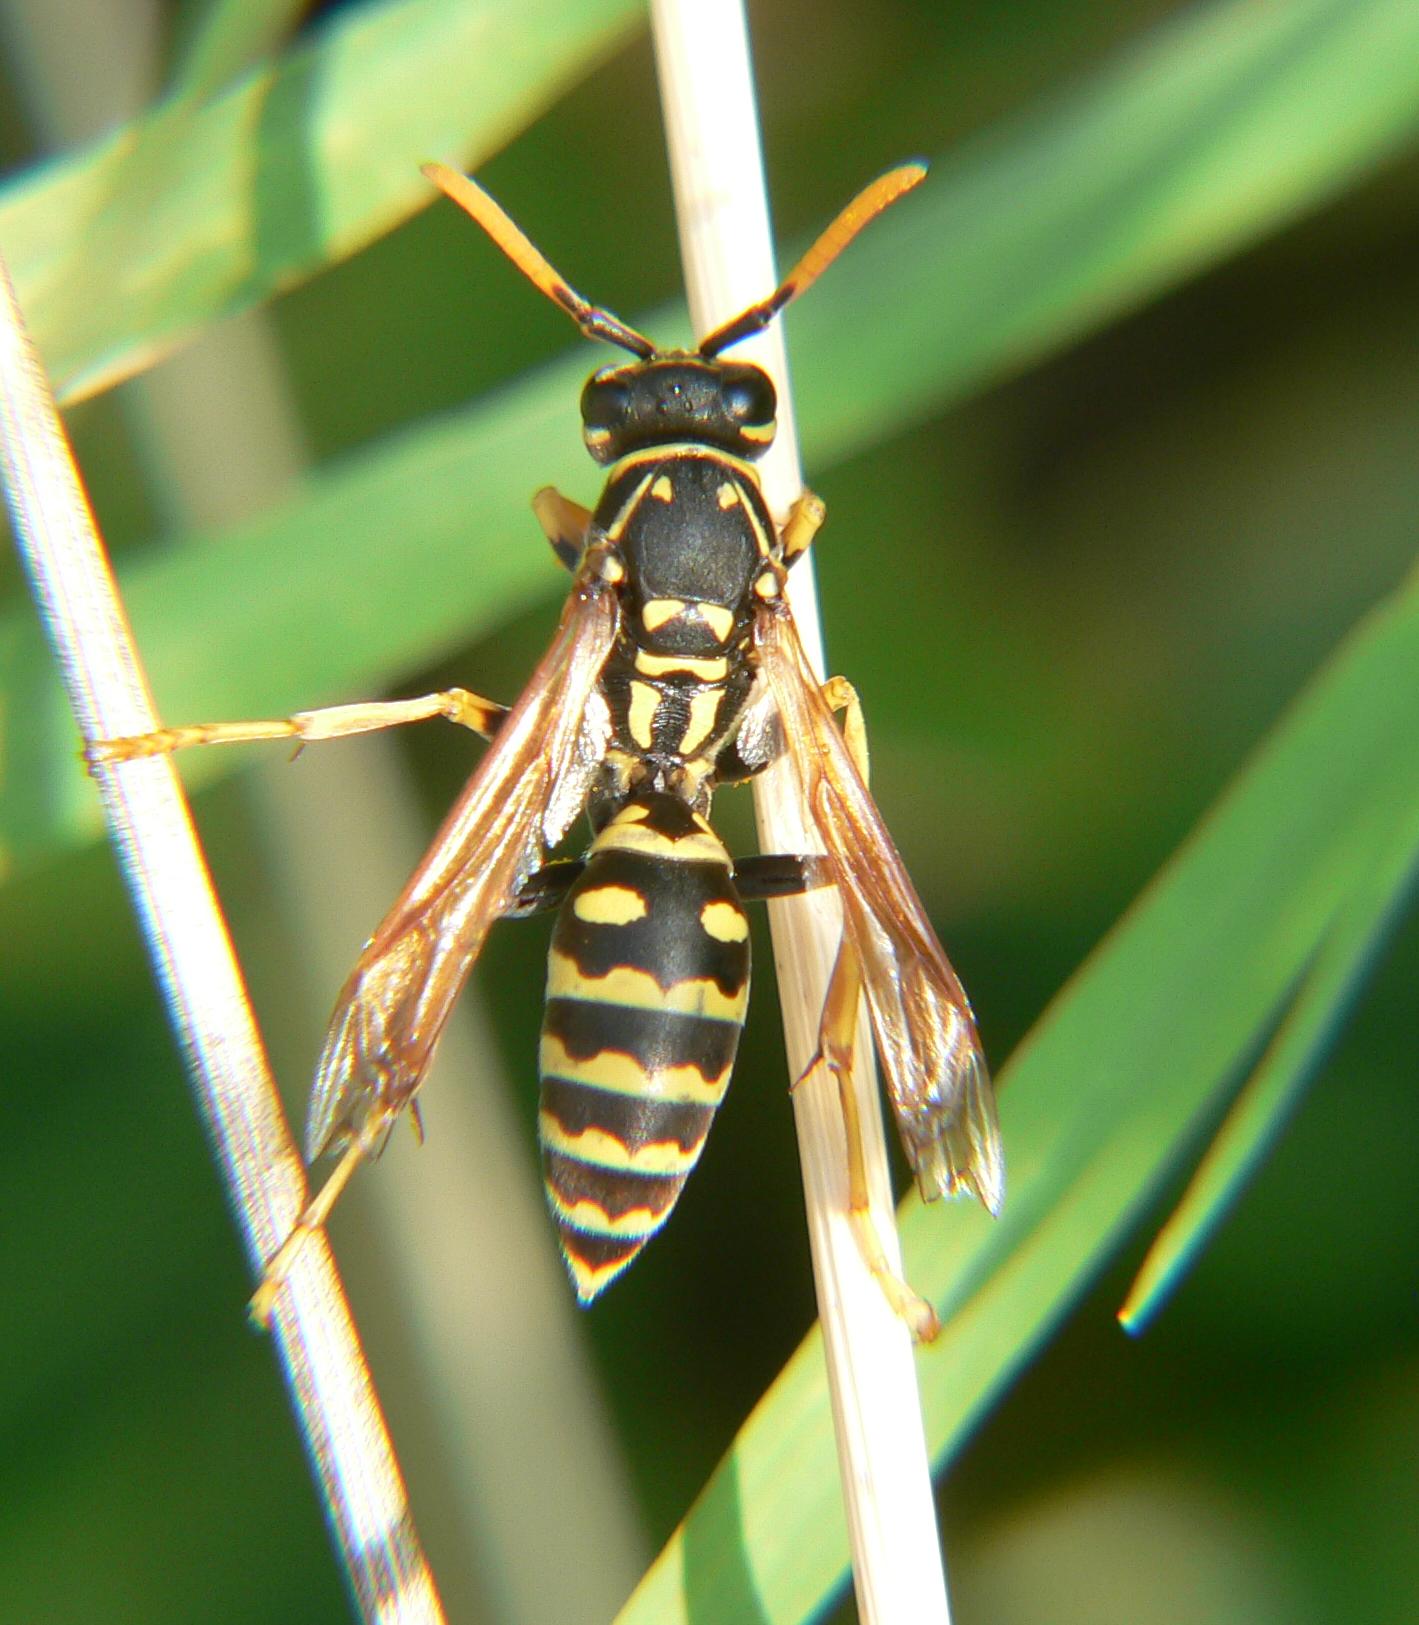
<box><xmin>649</xmin><ymin>4</ymin><xmax>953</xmax><ymax>1621</ymax></box>
<box><xmin>0</xmin><ymin>249</ymin><xmax>444</xmax><ymax>1625</ymax></box>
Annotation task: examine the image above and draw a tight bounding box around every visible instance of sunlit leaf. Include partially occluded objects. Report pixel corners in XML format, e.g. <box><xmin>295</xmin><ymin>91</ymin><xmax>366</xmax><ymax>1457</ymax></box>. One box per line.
<box><xmin>0</xmin><ymin>0</ymin><xmax>640</xmax><ymax>397</ymax></box>
<box><xmin>7</xmin><ymin>0</ymin><xmax>1419</xmax><ymax>875</ymax></box>
<box><xmin>167</xmin><ymin>0</ymin><xmax>311</xmax><ymax>104</ymax></box>
<box><xmin>1118</xmin><ymin>819</ymin><xmax>1419</xmax><ymax>1333</ymax></box>
<box><xmin>619</xmin><ymin>563</ymin><xmax>1419</xmax><ymax>1624</ymax></box>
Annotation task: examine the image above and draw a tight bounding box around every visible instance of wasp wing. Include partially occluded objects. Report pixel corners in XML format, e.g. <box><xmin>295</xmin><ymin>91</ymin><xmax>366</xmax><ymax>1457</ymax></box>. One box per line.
<box><xmin>306</xmin><ymin>573</ymin><xmax>618</xmax><ymax>1160</ymax></box>
<box><xmin>755</xmin><ymin>598</ymin><xmax>1004</xmax><ymax>1214</ymax></box>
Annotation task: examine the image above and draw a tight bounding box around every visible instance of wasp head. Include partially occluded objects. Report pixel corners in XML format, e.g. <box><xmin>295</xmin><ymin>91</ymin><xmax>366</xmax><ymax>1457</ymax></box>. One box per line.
<box><xmin>579</xmin><ymin>355</ymin><xmax>777</xmax><ymax>464</ymax></box>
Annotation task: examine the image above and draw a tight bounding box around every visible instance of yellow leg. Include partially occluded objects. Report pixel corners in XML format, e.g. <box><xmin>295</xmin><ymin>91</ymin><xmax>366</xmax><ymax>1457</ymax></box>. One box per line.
<box><xmin>795</xmin><ymin>935</ymin><xmax>940</xmax><ymax>1342</ymax></box>
<box><xmin>532</xmin><ymin>485</ymin><xmax>593</xmax><ymax>571</ymax></box>
<box><xmin>248</xmin><ymin>1102</ymin><xmax>397</xmax><ymax>1327</ymax></box>
<box><xmin>820</xmin><ymin>674</ymin><xmax>869</xmax><ymax>783</ymax></box>
<box><xmin>793</xmin><ymin>671</ymin><xmax>937</xmax><ymax>1337</ymax></box>
<box><xmin>87</xmin><ymin>687</ymin><xmax>508</xmax><ymax>766</ymax></box>
<box><xmin>781</xmin><ymin>488</ymin><xmax>826</xmax><ymax>562</ymax></box>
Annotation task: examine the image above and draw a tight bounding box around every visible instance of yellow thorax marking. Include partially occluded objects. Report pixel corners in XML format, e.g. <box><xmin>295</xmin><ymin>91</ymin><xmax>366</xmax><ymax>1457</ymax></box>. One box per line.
<box><xmin>696</xmin><ymin>602</ymin><xmax>735</xmax><ymax>641</ymax></box>
<box><xmin>602</xmin><ymin>471</ymin><xmax>656</xmax><ymax>542</ymax></box>
<box><xmin>641</xmin><ymin>598</ymin><xmax>686</xmax><ymax>631</ymax></box>
<box><xmin>634</xmin><ymin>650</ymin><xmax>729</xmax><ymax>681</ymax></box>
<box><xmin>627</xmin><ymin>681</ymin><xmax>660</xmax><ymax>748</ymax></box>
<box><xmin>678</xmin><ymin>688</ymin><xmax>726</xmax><ymax>757</ymax></box>
<box><xmin>606</xmin><ymin>442</ymin><xmax>763</xmax><ymax>486</ymax></box>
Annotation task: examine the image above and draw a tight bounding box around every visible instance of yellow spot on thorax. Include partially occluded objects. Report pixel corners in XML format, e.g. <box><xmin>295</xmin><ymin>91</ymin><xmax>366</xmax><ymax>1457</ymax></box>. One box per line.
<box><xmin>627</xmin><ymin>681</ymin><xmax>660</xmax><ymax>748</ymax></box>
<box><xmin>650</xmin><ymin>475</ymin><xmax>675</xmax><ymax>502</ymax></box>
<box><xmin>634</xmin><ymin>650</ymin><xmax>729</xmax><ymax>681</ymax></box>
<box><xmin>642</xmin><ymin>598</ymin><xmax>687</xmax><ymax>631</ymax></box>
<box><xmin>695</xmin><ymin>602</ymin><xmax>735</xmax><ymax>641</ymax></box>
<box><xmin>678</xmin><ymin>687</ymin><xmax>726</xmax><ymax>756</ymax></box>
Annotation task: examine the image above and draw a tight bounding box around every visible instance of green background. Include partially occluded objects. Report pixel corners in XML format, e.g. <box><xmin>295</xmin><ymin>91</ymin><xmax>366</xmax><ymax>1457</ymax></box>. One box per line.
<box><xmin>2</xmin><ymin>1</ymin><xmax>1416</xmax><ymax>1621</ymax></box>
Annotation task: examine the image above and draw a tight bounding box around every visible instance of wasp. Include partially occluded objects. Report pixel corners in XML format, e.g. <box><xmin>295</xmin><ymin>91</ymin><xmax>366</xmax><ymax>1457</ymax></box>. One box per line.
<box><xmin>93</xmin><ymin>162</ymin><xmax>1003</xmax><ymax>1335</ymax></box>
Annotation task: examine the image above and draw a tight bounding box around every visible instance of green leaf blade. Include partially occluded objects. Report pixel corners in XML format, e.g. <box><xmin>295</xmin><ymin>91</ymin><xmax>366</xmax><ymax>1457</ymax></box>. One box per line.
<box><xmin>0</xmin><ymin>0</ymin><xmax>641</xmax><ymax>396</ymax></box>
<box><xmin>13</xmin><ymin>0</ymin><xmax>1419</xmax><ymax>875</ymax></box>
<box><xmin>1117</xmin><ymin>818</ymin><xmax>1419</xmax><ymax>1334</ymax></box>
<box><xmin>618</xmin><ymin>580</ymin><xmax>1419</xmax><ymax>1622</ymax></box>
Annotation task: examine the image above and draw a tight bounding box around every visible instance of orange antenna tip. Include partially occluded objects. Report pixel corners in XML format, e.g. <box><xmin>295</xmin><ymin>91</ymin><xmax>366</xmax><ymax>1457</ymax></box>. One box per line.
<box><xmin>699</xmin><ymin>161</ymin><xmax>930</xmax><ymax>356</ymax></box>
<box><xmin>423</xmin><ymin>162</ymin><xmax>655</xmax><ymax>358</ymax></box>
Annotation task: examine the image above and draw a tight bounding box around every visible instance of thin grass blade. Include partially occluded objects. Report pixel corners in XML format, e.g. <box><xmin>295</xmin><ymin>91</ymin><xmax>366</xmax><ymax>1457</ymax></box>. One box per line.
<box><xmin>618</xmin><ymin>577</ymin><xmax>1419</xmax><ymax>1621</ymax></box>
<box><xmin>0</xmin><ymin>0</ymin><xmax>641</xmax><ymax>397</ymax></box>
<box><xmin>1118</xmin><ymin>818</ymin><xmax>1419</xmax><ymax>1333</ymax></box>
<box><xmin>8</xmin><ymin>0</ymin><xmax>1419</xmax><ymax>875</ymax></box>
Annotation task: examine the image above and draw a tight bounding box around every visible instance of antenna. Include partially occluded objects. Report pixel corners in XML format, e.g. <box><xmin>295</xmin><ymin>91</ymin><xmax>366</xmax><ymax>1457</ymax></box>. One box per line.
<box><xmin>423</xmin><ymin>162</ymin><xmax>658</xmax><ymax>359</ymax></box>
<box><xmin>698</xmin><ymin>163</ymin><xmax>927</xmax><ymax>357</ymax></box>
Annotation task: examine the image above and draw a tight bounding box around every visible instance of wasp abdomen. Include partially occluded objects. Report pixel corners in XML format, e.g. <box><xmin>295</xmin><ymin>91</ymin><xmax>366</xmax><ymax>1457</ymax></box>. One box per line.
<box><xmin>538</xmin><ymin>792</ymin><xmax>750</xmax><ymax>1301</ymax></box>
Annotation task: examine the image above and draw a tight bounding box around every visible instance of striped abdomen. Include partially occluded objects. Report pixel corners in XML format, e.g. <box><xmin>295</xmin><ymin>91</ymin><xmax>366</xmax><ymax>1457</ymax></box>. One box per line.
<box><xmin>538</xmin><ymin>792</ymin><xmax>750</xmax><ymax>1301</ymax></box>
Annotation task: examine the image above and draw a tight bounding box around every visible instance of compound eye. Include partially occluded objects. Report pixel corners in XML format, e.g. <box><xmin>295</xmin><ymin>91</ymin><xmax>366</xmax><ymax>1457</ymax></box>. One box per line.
<box><xmin>581</xmin><ymin>371</ymin><xmax>634</xmax><ymax>429</ymax></box>
<box><xmin>722</xmin><ymin>369</ymin><xmax>776</xmax><ymax>428</ymax></box>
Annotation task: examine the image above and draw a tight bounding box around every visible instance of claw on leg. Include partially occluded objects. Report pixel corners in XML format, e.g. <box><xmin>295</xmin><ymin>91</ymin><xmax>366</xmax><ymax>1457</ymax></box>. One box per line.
<box><xmin>87</xmin><ymin>688</ymin><xmax>508</xmax><ymax>768</ymax></box>
<box><xmin>248</xmin><ymin>1103</ymin><xmax>396</xmax><ymax>1327</ymax></box>
<box><xmin>795</xmin><ymin>935</ymin><xmax>940</xmax><ymax>1342</ymax></box>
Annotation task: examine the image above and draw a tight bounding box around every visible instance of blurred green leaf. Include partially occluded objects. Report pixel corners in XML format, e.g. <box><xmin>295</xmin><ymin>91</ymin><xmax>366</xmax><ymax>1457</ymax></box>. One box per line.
<box><xmin>619</xmin><ymin>566</ymin><xmax>1419</xmax><ymax>1624</ymax></box>
<box><xmin>167</xmin><ymin>0</ymin><xmax>310</xmax><ymax>104</ymax></box>
<box><xmin>7</xmin><ymin>0</ymin><xmax>1418</xmax><ymax>877</ymax></box>
<box><xmin>1117</xmin><ymin>793</ymin><xmax>1419</xmax><ymax>1333</ymax></box>
<box><xmin>790</xmin><ymin>0</ymin><xmax>1419</xmax><ymax>461</ymax></box>
<box><xmin>0</xmin><ymin>0</ymin><xmax>640</xmax><ymax>397</ymax></box>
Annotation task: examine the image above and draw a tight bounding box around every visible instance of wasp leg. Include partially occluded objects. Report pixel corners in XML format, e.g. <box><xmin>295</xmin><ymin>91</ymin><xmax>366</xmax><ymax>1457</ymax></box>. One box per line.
<box><xmin>780</xmin><ymin>488</ymin><xmax>826</xmax><ymax>562</ymax></box>
<box><xmin>819</xmin><ymin>673</ymin><xmax>869</xmax><ymax>778</ymax></box>
<box><xmin>511</xmin><ymin>847</ymin><xmax>824</xmax><ymax>917</ymax></box>
<box><xmin>795</xmin><ymin>936</ymin><xmax>940</xmax><ymax>1342</ymax></box>
<box><xmin>248</xmin><ymin>1099</ymin><xmax>400</xmax><ymax>1327</ymax></box>
<box><xmin>734</xmin><ymin>852</ymin><xmax>834</xmax><ymax>901</ymax></box>
<box><xmin>508</xmin><ymin>856</ymin><xmax>586</xmax><ymax>917</ymax></box>
<box><xmin>532</xmin><ymin>486</ymin><xmax>594</xmax><ymax>571</ymax></box>
<box><xmin>87</xmin><ymin>688</ymin><xmax>509</xmax><ymax>766</ymax></box>
<box><xmin>793</xmin><ymin>669</ymin><xmax>938</xmax><ymax>1339</ymax></box>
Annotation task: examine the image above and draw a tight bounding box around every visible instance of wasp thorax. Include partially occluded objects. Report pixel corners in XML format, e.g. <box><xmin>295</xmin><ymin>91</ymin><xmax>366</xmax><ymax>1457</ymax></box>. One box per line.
<box><xmin>580</xmin><ymin>356</ymin><xmax>777</xmax><ymax>464</ymax></box>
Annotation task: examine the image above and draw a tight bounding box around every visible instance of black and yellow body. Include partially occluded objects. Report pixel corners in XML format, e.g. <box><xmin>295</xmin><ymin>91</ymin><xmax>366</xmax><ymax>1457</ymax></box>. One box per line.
<box><xmin>591</xmin><ymin>443</ymin><xmax>776</xmax><ymax>816</ymax></box>
<box><xmin>533</xmin><ymin>355</ymin><xmax>787</xmax><ymax>1298</ymax></box>
<box><xmin>96</xmin><ymin>162</ymin><xmax>1003</xmax><ymax>1338</ymax></box>
<box><xmin>539</xmin><ymin>793</ymin><xmax>750</xmax><ymax>1299</ymax></box>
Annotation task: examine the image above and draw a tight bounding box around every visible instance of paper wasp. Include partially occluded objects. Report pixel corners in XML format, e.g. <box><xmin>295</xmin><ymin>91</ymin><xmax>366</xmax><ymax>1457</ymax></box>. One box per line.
<box><xmin>93</xmin><ymin>161</ymin><xmax>1004</xmax><ymax>1335</ymax></box>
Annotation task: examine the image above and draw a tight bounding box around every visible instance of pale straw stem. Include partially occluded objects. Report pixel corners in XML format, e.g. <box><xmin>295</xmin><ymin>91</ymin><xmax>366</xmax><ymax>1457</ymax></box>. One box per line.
<box><xmin>650</xmin><ymin>4</ymin><xmax>953</xmax><ymax>1621</ymax></box>
<box><xmin>0</xmin><ymin>252</ymin><xmax>444</xmax><ymax>1625</ymax></box>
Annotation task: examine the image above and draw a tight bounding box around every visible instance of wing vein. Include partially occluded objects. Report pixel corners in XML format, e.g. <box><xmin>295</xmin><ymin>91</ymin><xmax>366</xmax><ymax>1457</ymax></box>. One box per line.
<box><xmin>756</xmin><ymin>598</ymin><xmax>1003</xmax><ymax>1213</ymax></box>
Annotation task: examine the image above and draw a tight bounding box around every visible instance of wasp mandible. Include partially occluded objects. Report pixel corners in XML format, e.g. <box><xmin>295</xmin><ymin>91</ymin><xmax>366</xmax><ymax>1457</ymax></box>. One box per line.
<box><xmin>94</xmin><ymin>162</ymin><xmax>1004</xmax><ymax>1336</ymax></box>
